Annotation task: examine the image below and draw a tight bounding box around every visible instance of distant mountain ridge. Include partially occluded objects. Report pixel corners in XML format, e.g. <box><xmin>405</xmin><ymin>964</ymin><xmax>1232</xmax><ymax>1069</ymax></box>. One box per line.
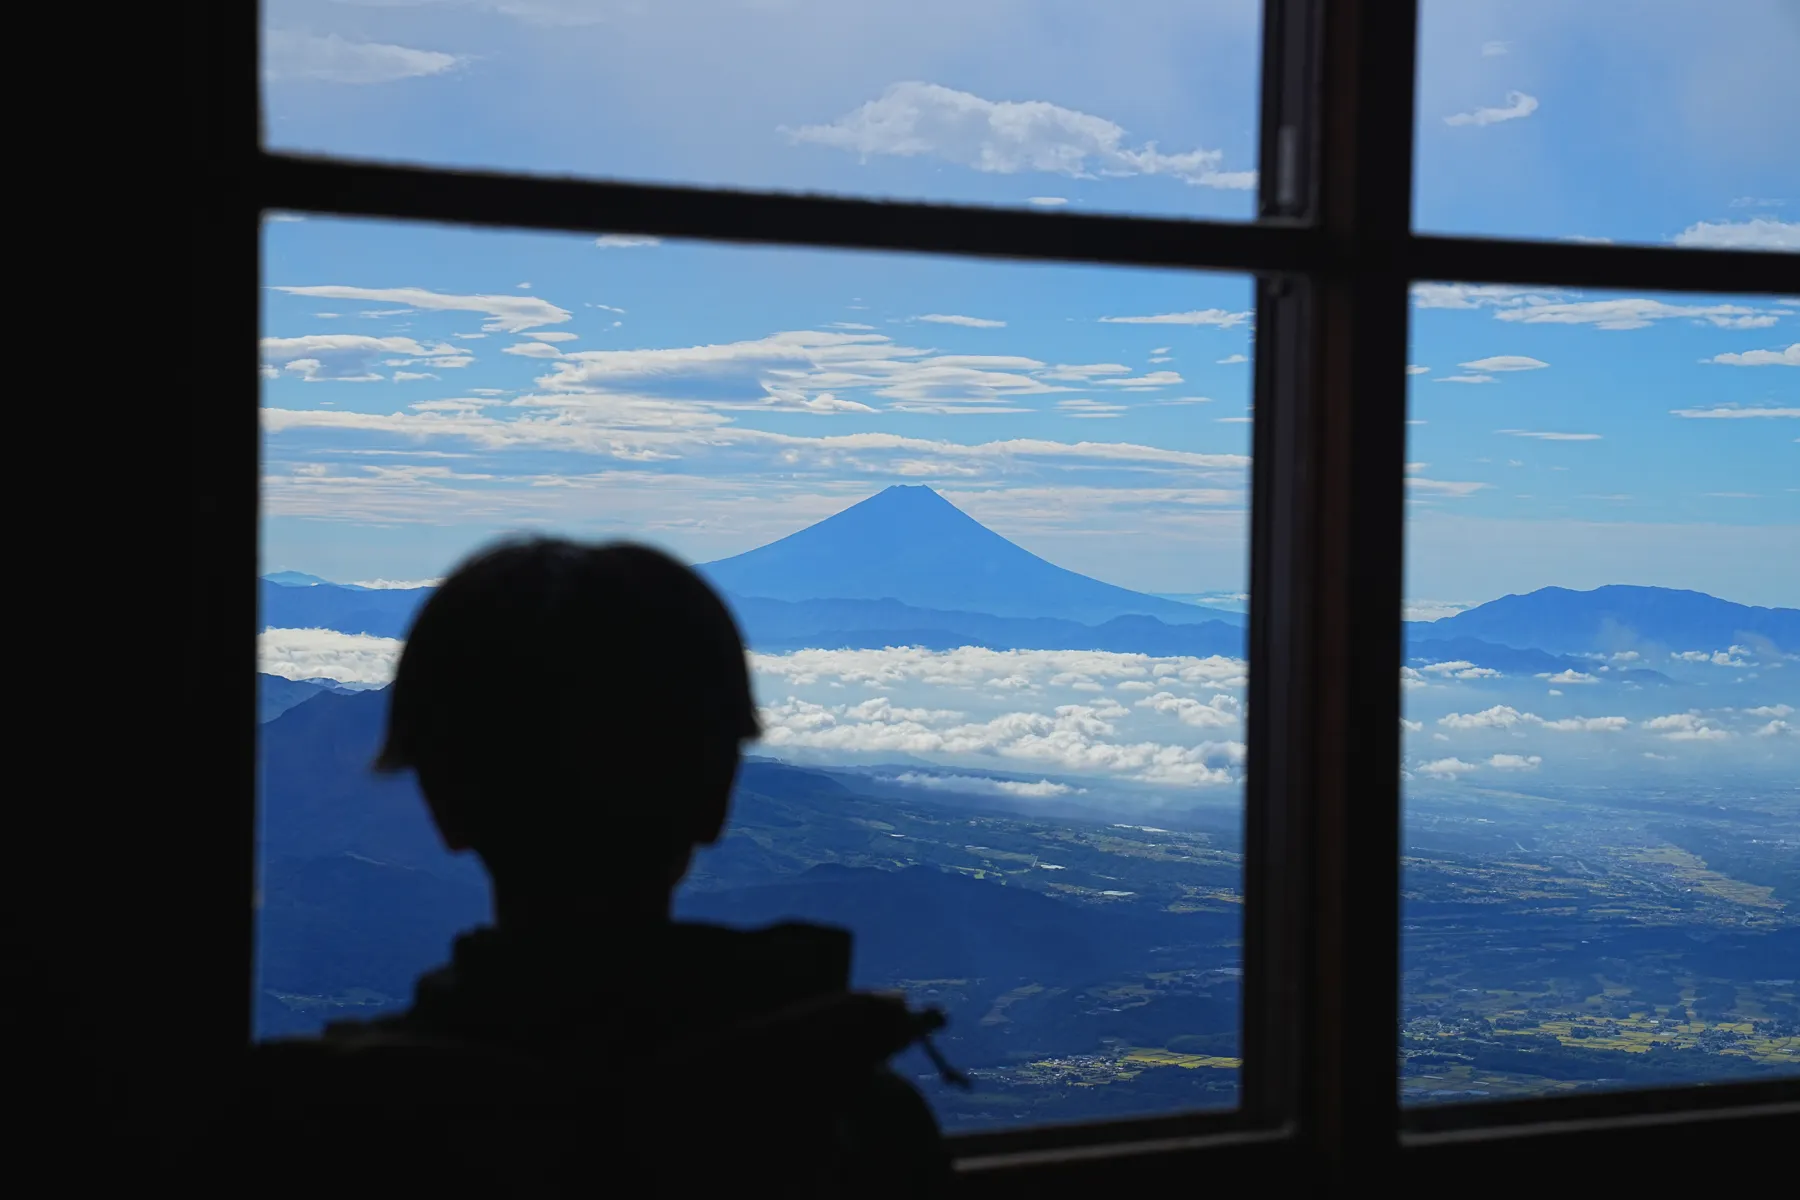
<box><xmin>730</xmin><ymin>594</ymin><xmax>1245</xmax><ymax>656</ymax></box>
<box><xmin>260</xmin><ymin>492</ymin><xmax>1793</xmax><ymax>663</ymax></box>
<box><xmin>1414</xmin><ymin>585</ymin><xmax>1798</xmax><ymax>656</ymax></box>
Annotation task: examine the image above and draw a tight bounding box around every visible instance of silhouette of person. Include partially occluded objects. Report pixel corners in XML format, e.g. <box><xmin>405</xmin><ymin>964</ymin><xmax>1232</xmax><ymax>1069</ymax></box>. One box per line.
<box><xmin>221</xmin><ymin>537</ymin><xmax>953</xmax><ymax>1197</ymax></box>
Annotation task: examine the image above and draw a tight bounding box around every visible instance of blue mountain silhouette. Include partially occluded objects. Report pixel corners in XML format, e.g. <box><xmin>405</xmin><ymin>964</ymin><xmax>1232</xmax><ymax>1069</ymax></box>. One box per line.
<box><xmin>263</xmin><ymin>569</ymin><xmax>331</xmax><ymax>587</ymax></box>
<box><xmin>1419</xmin><ymin>585</ymin><xmax>1798</xmax><ymax>656</ymax></box>
<box><xmin>700</xmin><ymin>485</ymin><xmax>1238</xmax><ymax>625</ymax></box>
<box><xmin>261</xmin><ymin>579</ymin><xmax>428</xmax><ymax>639</ymax></box>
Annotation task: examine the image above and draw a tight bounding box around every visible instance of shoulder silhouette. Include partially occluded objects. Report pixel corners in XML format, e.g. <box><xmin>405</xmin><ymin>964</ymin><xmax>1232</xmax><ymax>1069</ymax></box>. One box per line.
<box><xmin>209</xmin><ymin>538</ymin><xmax>953</xmax><ymax>1196</ymax></box>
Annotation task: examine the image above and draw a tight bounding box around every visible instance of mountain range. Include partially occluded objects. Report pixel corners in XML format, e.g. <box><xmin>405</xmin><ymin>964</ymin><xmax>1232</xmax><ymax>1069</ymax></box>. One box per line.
<box><xmin>1411</xmin><ymin>586</ymin><xmax>1798</xmax><ymax>657</ymax></box>
<box><xmin>260</xmin><ymin>486</ymin><xmax>1795</xmax><ymax>670</ymax></box>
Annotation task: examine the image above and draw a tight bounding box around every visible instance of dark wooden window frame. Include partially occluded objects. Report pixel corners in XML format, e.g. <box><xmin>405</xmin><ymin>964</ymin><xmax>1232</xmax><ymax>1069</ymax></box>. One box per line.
<box><xmin>184</xmin><ymin>0</ymin><xmax>1799</xmax><ymax>1187</ymax></box>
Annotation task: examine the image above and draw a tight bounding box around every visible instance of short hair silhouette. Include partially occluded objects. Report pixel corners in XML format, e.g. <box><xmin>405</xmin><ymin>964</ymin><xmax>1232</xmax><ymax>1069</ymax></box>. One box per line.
<box><xmin>376</xmin><ymin>537</ymin><xmax>759</xmax><ymax>890</ymax></box>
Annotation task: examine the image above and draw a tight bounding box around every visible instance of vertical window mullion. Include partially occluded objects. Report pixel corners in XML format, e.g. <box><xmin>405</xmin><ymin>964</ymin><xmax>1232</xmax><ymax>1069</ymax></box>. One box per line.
<box><xmin>1301</xmin><ymin>0</ymin><xmax>1418</xmax><ymax>1181</ymax></box>
<box><xmin>1242</xmin><ymin>0</ymin><xmax>1327</xmax><ymax>1135</ymax></box>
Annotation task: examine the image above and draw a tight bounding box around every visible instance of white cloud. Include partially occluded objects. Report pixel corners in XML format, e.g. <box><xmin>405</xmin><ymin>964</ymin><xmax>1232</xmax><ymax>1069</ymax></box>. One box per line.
<box><xmin>1498</xmin><ymin>430</ymin><xmax>1602</xmax><ymax>441</ymax></box>
<box><xmin>525</xmin><ymin>331</ymin><xmax>580</xmax><ymax>343</ymax></box>
<box><xmin>1401</xmin><ymin>718</ymin><xmax>1424</xmax><ymax>733</ymax></box>
<box><xmin>1437</xmin><ymin>706</ymin><xmax>1628</xmax><ymax>731</ymax></box>
<box><xmin>888</xmin><ymin>773</ymin><xmax>1083</xmax><ymax>798</ymax></box>
<box><xmin>1420</xmin><ymin>660</ymin><xmax>1501</xmax><ymax>680</ymax></box>
<box><xmin>1436</xmin><ymin>374</ymin><xmax>1496</xmax><ymax>385</ymax></box>
<box><xmin>1747</xmin><ymin>704</ymin><xmax>1795</xmax><ymax>718</ymax></box>
<box><xmin>350</xmin><ymin>578</ymin><xmax>442</xmax><ymax>590</ymax></box>
<box><xmin>1419</xmin><ymin>757</ymin><xmax>1480</xmax><ymax>778</ymax></box>
<box><xmin>916</xmin><ymin>314</ymin><xmax>1006</xmax><ymax>328</ymax></box>
<box><xmin>1133</xmin><ymin>690</ymin><xmax>1243</xmax><ymax>730</ymax></box>
<box><xmin>260</xmin><ymin>334</ymin><xmax>469</xmax><ymax>382</ymax></box>
<box><xmin>259</xmin><ymin>627</ymin><xmax>400</xmax><ymax>685</ymax></box>
<box><xmin>1494</xmin><ymin>298</ymin><xmax>1774</xmax><ymax>331</ymax></box>
<box><xmin>535</xmin><ymin>329</ymin><xmax>1068</xmax><ymax>412</ymax></box>
<box><xmin>272</xmin><ymin>285</ymin><xmax>571</xmax><ymax>333</ymax></box>
<box><xmin>594</xmin><ymin>234</ymin><xmax>662</xmax><ymax>248</ymax></box>
<box><xmin>1481</xmin><ymin>40</ymin><xmax>1510</xmax><ymax>57</ymax></box>
<box><xmin>754</xmin><ymin>646</ymin><xmax>1247</xmax><ymax>693</ymax></box>
<box><xmin>785</xmin><ymin>81</ymin><xmax>1255</xmax><ymax>190</ymax></box>
<box><xmin>1641</xmin><ymin>712</ymin><xmax>1732</xmax><ymax>741</ymax></box>
<box><xmin>1406</xmin><ymin>477</ymin><xmax>1491</xmax><ymax>497</ymax></box>
<box><xmin>1098</xmin><ymin>309</ymin><xmax>1252</xmax><ymax>328</ymax></box>
<box><xmin>1672</xmin><ymin>647</ymin><xmax>1752</xmax><ymax>667</ymax></box>
<box><xmin>264</xmin><ymin>394</ymin><xmax>1252</xmax><ymax>478</ymax></box>
<box><xmin>1444</xmin><ymin>91</ymin><xmax>1538</xmax><ymax>127</ymax></box>
<box><xmin>1755</xmin><ymin>720</ymin><xmax>1794</xmax><ymax>738</ymax></box>
<box><xmin>1438</xmin><ymin>705</ymin><xmax>1528</xmax><ymax>730</ymax></box>
<box><xmin>1461</xmin><ymin>356</ymin><xmax>1549</xmax><ymax>372</ymax></box>
<box><xmin>1406</xmin><ymin>365</ymin><xmax>1431</xmax><ymax>375</ymax></box>
<box><xmin>1539</xmin><ymin>669</ymin><xmax>1598</xmax><ymax>684</ymax></box>
<box><xmin>1097</xmin><ymin>371</ymin><xmax>1184</xmax><ymax>388</ymax></box>
<box><xmin>1055</xmin><ymin>399</ymin><xmax>1126</xmax><ymax>419</ymax></box>
<box><xmin>1404</xmin><ymin>599</ymin><xmax>1474</xmax><ymax>622</ymax></box>
<box><xmin>1026</xmin><ymin>196</ymin><xmax>1069</xmax><ymax>207</ymax></box>
<box><xmin>1672</xmin><ymin>218</ymin><xmax>1800</xmax><ymax>251</ymax></box>
<box><xmin>1537</xmin><ymin>715</ymin><xmax>1629</xmax><ymax>732</ymax></box>
<box><xmin>1704</xmin><ymin>343</ymin><xmax>1799</xmax><ymax>367</ymax></box>
<box><xmin>1216</xmin><ymin>354</ymin><xmax>1248</xmax><ymax>365</ymax></box>
<box><xmin>263</xmin><ymin>30</ymin><xmax>461</xmax><ymax>85</ymax></box>
<box><xmin>1487</xmin><ymin>753</ymin><xmax>1541</xmax><ymax>770</ymax></box>
<box><xmin>1670</xmin><ymin>406</ymin><xmax>1800</xmax><ymax>419</ymax></box>
<box><xmin>502</xmin><ymin>340</ymin><xmax>565</xmax><ymax>359</ymax></box>
<box><xmin>757</xmin><ymin>692</ymin><xmax>1243</xmax><ymax>789</ymax></box>
<box><xmin>1412</xmin><ymin>283</ymin><xmax>1556</xmax><ymax>310</ymax></box>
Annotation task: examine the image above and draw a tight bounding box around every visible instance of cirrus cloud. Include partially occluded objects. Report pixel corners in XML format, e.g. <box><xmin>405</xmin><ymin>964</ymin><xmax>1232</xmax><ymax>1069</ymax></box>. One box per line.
<box><xmin>273</xmin><ymin>285</ymin><xmax>571</xmax><ymax>333</ymax></box>
<box><xmin>1099</xmin><ymin>309</ymin><xmax>1252</xmax><ymax>328</ymax></box>
<box><xmin>1494</xmin><ymin>298</ymin><xmax>1775</xmax><ymax>331</ymax></box>
<box><xmin>261</xmin><ymin>334</ymin><xmax>470</xmax><ymax>382</ymax></box>
<box><xmin>1444</xmin><ymin>91</ymin><xmax>1538</xmax><ymax>127</ymax></box>
<box><xmin>1670</xmin><ymin>405</ymin><xmax>1799</xmax><ymax>419</ymax></box>
<box><xmin>1460</xmin><ymin>356</ymin><xmax>1549</xmax><ymax>372</ymax></box>
<box><xmin>263</xmin><ymin>30</ymin><xmax>462</xmax><ymax>85</ymax></box>
<box><xmin>916</xmin><ymin>313</ymin><xmax>1006</xmax><ymax>328</ymax></box>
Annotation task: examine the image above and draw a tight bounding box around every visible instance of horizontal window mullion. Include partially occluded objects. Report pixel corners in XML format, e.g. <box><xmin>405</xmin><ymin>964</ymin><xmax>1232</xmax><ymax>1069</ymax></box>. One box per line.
<box><xmin>256</xmin><ymin>151</ymin><xmax>1322</xmax><ymax>275</ymax></box>
<box><xmin>948</xmin><ymin>1106</ymin><xmax>1252</xmax><ymax>1162</ymax></box>
<box><xmin>1403</xmin><ymin>234</ymin><xmax>1796</xmax><ymax>296</ymax></box>
<box><xmin>1401</xmin><ymin>1078</ymin><xmax>1800</xmax><ymax>1136</ymax></box>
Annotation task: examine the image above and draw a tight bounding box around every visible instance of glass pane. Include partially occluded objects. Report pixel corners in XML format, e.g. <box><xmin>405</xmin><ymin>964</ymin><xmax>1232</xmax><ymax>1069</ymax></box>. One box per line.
<box><xmin>260</xmin><ymin>0</ymin><xmax>1261</xmax><ymax>222</ymax></box>
<box><xmin>1402</xmin><ymin>281</ymin><xmax>1800</xmax><ymax>1105</ymax></box>
<box><xmin>257</xmin><ymin>215</ymin><xmax>1256</xmax><ymax>1132</ymax></box>
<box><xmin>1415</xmin><ymin>0</ymin><xmax>1800</xmax><ymax>251</ymax></box>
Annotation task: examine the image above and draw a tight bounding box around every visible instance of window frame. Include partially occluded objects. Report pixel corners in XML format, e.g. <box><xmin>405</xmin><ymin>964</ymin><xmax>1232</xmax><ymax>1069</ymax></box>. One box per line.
<box><xmin>182</xmin><ymin>0</ymin><xmax>1799</xmax><ymax>1185</ymax></box>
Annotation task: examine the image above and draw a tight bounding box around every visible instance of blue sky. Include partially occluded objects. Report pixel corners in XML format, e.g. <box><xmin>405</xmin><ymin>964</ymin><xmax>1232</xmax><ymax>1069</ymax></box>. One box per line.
<box><xmin>260</xmin><ymin>0</ymin><xmax>1797</xmax><ymax>609</ymax></box>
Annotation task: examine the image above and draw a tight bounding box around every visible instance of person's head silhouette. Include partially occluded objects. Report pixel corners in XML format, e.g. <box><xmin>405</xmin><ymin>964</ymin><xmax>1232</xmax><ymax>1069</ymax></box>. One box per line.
<box><xmin>375</xmin><ymin>537</ymin><xmax>760</xmax><ymax>924</ymax></box>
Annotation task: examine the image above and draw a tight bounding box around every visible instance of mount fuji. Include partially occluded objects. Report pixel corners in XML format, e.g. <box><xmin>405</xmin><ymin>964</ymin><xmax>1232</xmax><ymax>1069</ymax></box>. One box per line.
<box><xmin>699</xmin><ymin>485</ymin><xmax>1239</xmax><ymax>626</ymax></box>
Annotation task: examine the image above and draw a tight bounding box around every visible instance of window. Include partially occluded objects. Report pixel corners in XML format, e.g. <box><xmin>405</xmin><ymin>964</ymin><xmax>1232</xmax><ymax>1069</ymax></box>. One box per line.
<box><xmin>181</xmin><ymin>0</ymin><xmax>1796</xmax><ymax>1186</ymax></box>
<box><xmin>255</xmin><ymin>222</ymin><xmax>1258</xmax><ymax>1134</ymax></box>
<box><xmin>1414</xmin><ymin>0</ymin><xmax>1800</xmax><ymax>251</ymax></box>
<box><xmin>260</xmin><ymin>0</ymin><xmax>1265</xmax><ymax>221</ymax></box>
<box><xmin>1402</xmin><ymin>283</ymin><xmax>1799</xmax><ymax>1104</ymax></box>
